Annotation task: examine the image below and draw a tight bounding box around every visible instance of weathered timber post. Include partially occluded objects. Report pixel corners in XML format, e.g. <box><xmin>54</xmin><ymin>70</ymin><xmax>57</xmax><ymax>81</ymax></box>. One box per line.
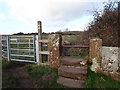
<box><xmin>0</xmin><ymin>35</ymin><xmax>2</xmax><ymax>90</ymax></box>
<box><xmin>0</xmin><ymin>35</ymin><xmax>2</xmax><ymax>61</ymax></box>
<box><xmin>89</xmin><ymin>38</ymin><xmax>102</xmax><ymax>72</ymax></box>
<box><xmin>37</xmin><ymin>21</ymin><xmax>42</xmax><ymax>64</ymax></box>
<box><xmin>48</xmin><ymin>34</ymin><xmax>62</xmax><ymax>69</ymax></box>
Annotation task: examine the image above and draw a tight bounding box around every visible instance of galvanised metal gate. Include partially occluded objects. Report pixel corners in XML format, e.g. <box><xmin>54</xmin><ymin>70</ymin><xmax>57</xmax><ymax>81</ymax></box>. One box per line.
<box><xmin>1</xmin><ymin>35</ymin><xmax>39</xmax><ymax>63</ymax></box>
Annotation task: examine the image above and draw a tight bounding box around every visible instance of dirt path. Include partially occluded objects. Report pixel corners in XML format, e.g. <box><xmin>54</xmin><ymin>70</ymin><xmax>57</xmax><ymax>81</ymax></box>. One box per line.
<box><xmin>7</xmin><ymin>64</ymin><xmax>36</xmax><ymax>88</ymax></box>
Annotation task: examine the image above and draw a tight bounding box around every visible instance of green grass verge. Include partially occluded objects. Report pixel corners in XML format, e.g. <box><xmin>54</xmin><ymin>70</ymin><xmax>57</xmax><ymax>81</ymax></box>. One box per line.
<box><xmin>2</xmin><ymin>60</ymin><xmax>17</xmax><ymax>88</ymax></box>
<box><xmin>62</xmin><ymin>35</ymin><xmax>79</xmax><ymax>45</ymax></box>
<box><xmin>86</xmin><ymin>68</ymin><xmax>120</xmax><ymax>88</ymax></box>
<box><xmin>24</xmin><ymin>64</ymin><xmax>66</xmax><ymax>88</ymax></box>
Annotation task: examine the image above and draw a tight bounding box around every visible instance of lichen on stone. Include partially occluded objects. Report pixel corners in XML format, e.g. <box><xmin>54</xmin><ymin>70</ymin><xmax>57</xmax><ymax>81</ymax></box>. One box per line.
<box><xmin>91</xmin><ymin>58</ymin><xmax>100</xmax><ymax>72</ymax></box>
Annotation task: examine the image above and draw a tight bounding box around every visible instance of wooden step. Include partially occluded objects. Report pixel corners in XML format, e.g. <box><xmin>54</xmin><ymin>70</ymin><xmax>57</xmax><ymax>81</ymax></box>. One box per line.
<box><xmin>58</xmin><ymin>66</ymin><xmax>87</xmax><ymax>80</ymax></box>
<box><xmin>61</xmin><ymin>56</ymin><xmax>87</xmax><ymax>66</ymax></box>
<box><xmin>57</xmin><ymin>76</ymin><xmax>85</xmax><ymax>88</ymax></box>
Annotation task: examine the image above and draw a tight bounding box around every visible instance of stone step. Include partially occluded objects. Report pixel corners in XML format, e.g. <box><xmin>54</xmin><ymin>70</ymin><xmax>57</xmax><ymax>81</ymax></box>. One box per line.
<box><xmin>57</xmin><ymin>76</ymin><xmax>85</xmax><ymax>88</ymax></box>
<box><xmin>61</xmin><ymin>56</ymin><xmax>87</xmax><ymax>66</ymax></box>
<box><xmin>58</xmin><ymin>66</ymin><xmax>87</xmax><ymax>80</ymax></box>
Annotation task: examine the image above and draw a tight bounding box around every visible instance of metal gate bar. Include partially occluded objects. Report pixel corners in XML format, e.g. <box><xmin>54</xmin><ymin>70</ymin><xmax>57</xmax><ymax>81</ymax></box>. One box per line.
<box><xmin>1</xmin><ymin>35</ymin><xmax>38</xmax><ymax>63</ymax></box>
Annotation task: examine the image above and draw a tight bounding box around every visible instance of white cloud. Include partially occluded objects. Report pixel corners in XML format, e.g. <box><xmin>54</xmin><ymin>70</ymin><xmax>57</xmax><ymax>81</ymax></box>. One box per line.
<box><xmin>0</xmin><ymin>0</ymin><xmax>106</xmax><ymax>33</ymax></box>
<box><xmin>0</xmin><ymin>13</ymin><xmax>5</xmax><ymax>19</ymax></box>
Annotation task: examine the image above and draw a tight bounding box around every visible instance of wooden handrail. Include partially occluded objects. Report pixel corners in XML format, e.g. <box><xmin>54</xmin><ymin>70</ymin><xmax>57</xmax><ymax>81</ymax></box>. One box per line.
<box><xmin>39</xmin><ymin>51</ymin><xmax>50</xmax><ymax>55</ymax></box>
<box><xmin>62</xmin><ymin>45</ymin><xmax>89</xmax><ymax>48</ymax></box>
<box><xmin>39</xmin><ymin>40</ymin><xmax>48</xmax><ymax>43</ymax></box>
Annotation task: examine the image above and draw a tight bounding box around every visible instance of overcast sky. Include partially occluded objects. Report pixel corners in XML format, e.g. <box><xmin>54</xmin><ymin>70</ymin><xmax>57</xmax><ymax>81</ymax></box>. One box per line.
<box><xmin>0</xmin><ymin>0</ymin><xmax>114</xmax><ymax>35</ymax></box>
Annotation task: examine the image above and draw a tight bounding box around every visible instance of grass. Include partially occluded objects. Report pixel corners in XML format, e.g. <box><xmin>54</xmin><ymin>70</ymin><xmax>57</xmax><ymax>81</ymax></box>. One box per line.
<box><xmin>67</xmin><ymin>48</ymin><xmax>88</xmax><ymax>58</ymax></box>
<box><xmin>62</xmin><ymin>35</ymin><xmax>79</xmax><ymax>45</ymax></box>
<box><xmin>2</xmin><ymin>60</ymin><xmax>17</xmax><ymax>88</ymax></box>
<box><xmin>2</xmin><ymin>72</ymin><xmax>17</xmax><ymax>88</ymax></box>
<box><xmin>2</xmin><ymin>60</ymin><xmax>120</xmax><ymax>88</ymax></box>
<box><xmin>24</xmin><ymin>64</ymin><xmax>65</xmax><ymax>88</ymax></box>
<box><xmin>86</xmin><ymin>68</ymin><xmax>120</xmax><ymax>88</ymax></box>
<box><xmin>2</xmin><ymin>59</ymin><xmax>13</xmax><ymax>69</ymax></box>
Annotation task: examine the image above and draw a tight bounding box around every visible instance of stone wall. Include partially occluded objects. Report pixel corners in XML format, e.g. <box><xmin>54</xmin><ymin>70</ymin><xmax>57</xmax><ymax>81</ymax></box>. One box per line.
<box><xmin>101</xmin><ymin>47</ymin><xmax>120</xmax><ymax>73</ymax></box>
<box><xmin>89</xmin><ymin>38</ymin><xmax>120</xmax><ymax>81</ymax></box>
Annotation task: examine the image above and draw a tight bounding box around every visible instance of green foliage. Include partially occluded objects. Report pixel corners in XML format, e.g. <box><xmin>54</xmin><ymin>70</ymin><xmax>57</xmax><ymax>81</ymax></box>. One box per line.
<box><xmin>85</xmin><ymin>55</ymin><xmax>89</xmax><ymax>61</ymax></box>
<box><xmin>86</xmin><ymin>68</ymin><xmax>120</xmax><ymax>88</ymax></box>
<box><xmin>24</xmin><ymin>64</ymin><xmax>65</xmax><ymax>88</ymax></box>
<box><xmin>62</xmin><ymin>35</ymin><xmax>79</xmax><ymax>45</ymax></box>
<box><xmin>42</xmin><ymin>35</ymin><xmax>48</xmax><ymax>40</ymax></box>
<box><xmin>25</xmin><ymin>65</ymin><xmax>51</xmax><ymax>79</ymax></box>
<box><xmin>2</xmin><ymin>60</ymin><xmax>17</xmax><ymax>88</ymax></box>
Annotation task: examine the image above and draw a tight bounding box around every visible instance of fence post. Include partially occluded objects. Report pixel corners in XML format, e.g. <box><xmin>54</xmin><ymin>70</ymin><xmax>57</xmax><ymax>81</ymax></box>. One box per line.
<box><xmin>0</xmin><ymin>35</ymin><xmax>2</xmax><ymax>61</ymax></box>
<box><xmin>0</xmin><ymin>35</ymin><xmax>2</xmax><ymax>90</ymax></box>
<box><xmin>48</xmin><ymin>34</ymin><xmax>62</xmax><ymax>69</ymax></box>
<box><xmin>35</xmin><ymin>35</ymin><xmax>39</xmax><ymax>64</ymax></box>
<box><xmin>7</xmin><ymin>36</ymin><xmax>10</xmax><ymax>61</ymax></box>
<box><xmin>33</xmin><ymin>35</ymin><xmax>37</xmax><ymax>63</ymax></box>
<box><xmin>37</xmin><ymin>21</ymin><xmax>42</xmax><ymax>64</ymax></box>
<box><xmin>89</xmin><ymin>38</ymin><xmax>102</xmax><ymax>72</ymax></box>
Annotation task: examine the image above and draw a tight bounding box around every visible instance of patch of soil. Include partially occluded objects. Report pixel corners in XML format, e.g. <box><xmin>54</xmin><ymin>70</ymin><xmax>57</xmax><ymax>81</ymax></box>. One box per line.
<box><xmin>7</xmin><ymin>63</ymin><xmax>36</xmax><ymax>88</ymax></box>
<box><xmin>41</xmin><ymin>74</ymin><xmax>53</xmax><ymax>83</ymax></box>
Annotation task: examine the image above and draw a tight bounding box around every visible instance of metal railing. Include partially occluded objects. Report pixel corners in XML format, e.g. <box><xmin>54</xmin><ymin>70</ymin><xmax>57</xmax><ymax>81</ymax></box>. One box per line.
<box><xmin>1</xmin><ymin>35</ymin><xmax>39</xmax><ymax>63</ymax></box>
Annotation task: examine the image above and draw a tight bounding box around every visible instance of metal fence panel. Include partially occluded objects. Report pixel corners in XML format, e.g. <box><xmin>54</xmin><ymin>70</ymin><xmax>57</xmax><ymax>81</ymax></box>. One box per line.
<box><xmin>1</xmin><ymin>35</ymin><xmax>38</xmax><ymax>63</ymax></box>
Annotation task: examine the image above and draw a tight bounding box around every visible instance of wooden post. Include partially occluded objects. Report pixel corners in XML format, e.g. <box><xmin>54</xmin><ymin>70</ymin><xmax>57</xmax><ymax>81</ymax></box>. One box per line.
<box><xmin>48</xmin><ymin>34</ymin><xmax>61</xmax><ymax>69</ymax></box>
<box><xmin>38</xmin><ymin>21</ymin><xmax>42</xmax><ymax>39</ymax></box>
<box><xmin>0</xmin><ymin>35</ymin><xmax>1</xmax><ymax>90</ymax></box>
<box><xmin>37</xmin><ymin>21</ymin><xmax>42</xmax><ymax>64</ymax></box>
<box><xmin>0</xmin><ymin>35</ymin><xmax>2</xmax><ymax>61</ymax></box>
<box><xmin>89</xmin><ymin>38</ymin><xmax>102</xmax><ymax>72</ymax></box>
